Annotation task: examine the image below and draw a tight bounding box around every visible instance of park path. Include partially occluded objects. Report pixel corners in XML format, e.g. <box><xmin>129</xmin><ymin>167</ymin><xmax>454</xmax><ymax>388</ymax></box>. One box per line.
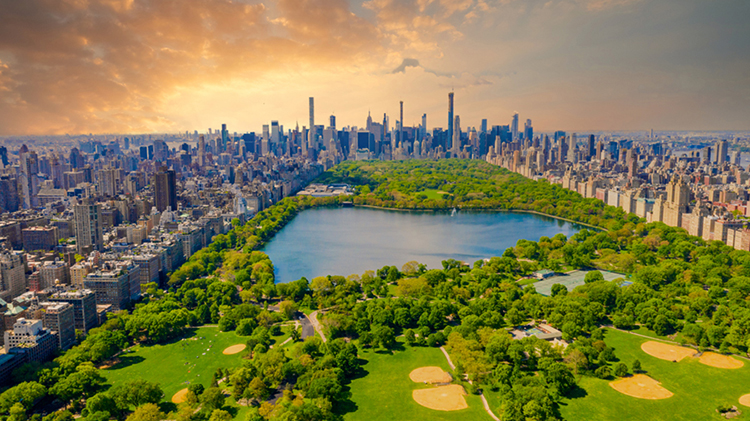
<box><xmin>308</xmin><ymin>310</ymin><xmax>327</xmax><ymax>342</ymax></box>
<box><xmin>439</xmin><ymin>347</ymin><xmax>500</xmax><ymax>421</ymax></box>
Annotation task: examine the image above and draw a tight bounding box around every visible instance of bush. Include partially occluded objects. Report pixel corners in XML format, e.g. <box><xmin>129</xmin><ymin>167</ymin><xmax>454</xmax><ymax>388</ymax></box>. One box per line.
<box><xmin>594</xmin><ymin>366</ymin><xmax>611</xmax><ymax>379</ymax></box>
<box><xmin>613</xmin><ymin>362</ymin><xmax>628</xmax><ymax>377</ymax></box>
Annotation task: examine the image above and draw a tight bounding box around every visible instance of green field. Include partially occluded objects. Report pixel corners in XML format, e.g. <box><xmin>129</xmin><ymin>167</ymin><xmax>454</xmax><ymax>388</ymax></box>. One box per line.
<box><xmin>342</xmin><ymin>341</ymin><xmax>490</xmax><ymax>421</ymax></box>
<box><xmin>561</xmin><ymin>329</ymin><xmax>750</xmax><ymax>420</ymax></box>
<box><xmin>415</xmin><ymin>189</ymin><xmax>451</xmax><ymax>200</ymax></box>
<box><xmin>102</xmin><ymin>326</ymin><xmax>248</xmax><ymax>404</ymax></box>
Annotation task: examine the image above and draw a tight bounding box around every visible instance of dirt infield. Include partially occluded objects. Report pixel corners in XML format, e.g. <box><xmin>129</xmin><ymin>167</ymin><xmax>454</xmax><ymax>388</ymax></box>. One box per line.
<box><xmin>412</xmin><ymin>385</ymin><xmax>468</xmax><ymax>411</ymax></box>
<box><xmin>699</xmin><ymin>352</ymin><xmax>745</xmax><ymax>369</ymax></box>
<box><xmin>609</xmin><ymin>374</ymin><xmax>674</xmax><ymax>400</ymax></box>
<box><xmin>172</xmin><ymin>388</ymin><xmax>189</xmax><ymax>403</ymax></box>
<box><xmin>641</xmin><ymin>341</ymin><xmax>696</xmax><ymax>362</ymax></box>
<box><xmin>222</xmin><ymin>344</ymin><xmax>247</xmax><ymax>355</ymax></box>
<box><xmin>409</xmin><ymin>366</ymin><xmax>453</xmax><ymax>384</ymax></box>
<box><xmin>739</xmin><ymin>394</ymin><xmax>750</xmax><ymax>407</ymax></box>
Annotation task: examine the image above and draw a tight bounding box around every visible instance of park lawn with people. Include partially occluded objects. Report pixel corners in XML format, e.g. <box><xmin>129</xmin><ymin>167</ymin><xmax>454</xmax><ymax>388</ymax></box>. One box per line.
<box><xmin>102</xmin><ymin>326</ymin><xmax>247</xmax><ymax>401</ymax></box>
<box><xmin>560</xmin><ymin>328</ymin><xmax>750</xmax><ymax>421</ymax></box>
<box><xmin>343</xmin><ymin>338</ymin><xmax>488</xmax><ymax>421</ymax></box>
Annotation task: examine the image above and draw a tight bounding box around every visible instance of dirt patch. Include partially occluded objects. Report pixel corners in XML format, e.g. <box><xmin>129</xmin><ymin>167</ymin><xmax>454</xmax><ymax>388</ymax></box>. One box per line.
<box><xmin>641</xmin><ymin>341</ymin><xmax>696</xmax><ymax>362</ymax></box>
<box><xmin>222</xmin><ymin>344</ymin><xmax>247</xmax><ymax>355</ymax></box>
<box><xmin>409</xmin><ymin>366</ymin><xmax>452</xmax><ymax>384</ymax></box>
<box><xmin>609</xmin><ymin>374</ymin><xmax>673</xmax><ymax>400</ymax></box>
<box><xmin>172</xmin><ymin>388</ymin><xmax>189</xmax><ymax>404</ymax></box>
<box><xmin>699</xmin><ymin>352</ymin><xmax>744</xmax><ymax>369</ymax></box>
<box><xmin>98</xmin><ymin>358</ymin><xmax>121</xmax><ymax>369</ymax></box>
<box><xmin>739</xmin><ymin>394</ymin><xmax>750</xmax><ymax>407</ymax></box>
<box><xmin>412</xmin><ymin>385</ymin><xmax>468</xmax><ymax>411</ymax></box>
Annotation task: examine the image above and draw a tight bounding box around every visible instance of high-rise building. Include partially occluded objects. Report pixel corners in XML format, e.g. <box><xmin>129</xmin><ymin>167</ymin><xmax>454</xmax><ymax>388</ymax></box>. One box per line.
<box><xmin>40</xmin><ymin>302</ymin><xmax>75</xmax><ymax>351</ymax></box>
<box><xmin>308</xmin><ymin>97</ymin><xmax>315</xmax><ymax>148</ymax></box>
<box><xmin>74</xmin><ymin>200</ymin><xmax>103</xmax><ymax>254</ymax></box>
<box><xmin>330</xmin><ymin>115</ymin><xmax>336</xmax><ymax>131</ymax></box>
<box><xmin>524</xmin><ymin>119</ymin><xmax>533</xmax><ymax>142</ymax></box>
<box><xmin>153</xmin><ymin>167</ymin><xmax>177</xmax><ymax>213</ymax></box>
<box><xmin>448</xmin><ymin>92</ymin><xmax>454</xmax><ymax>150</ymax></box>
<box><xmin>98</xmin><ymin>167</ymin><xmax>118</xmax><ymax>197</ymax></box>
<box><xmin>49</xmin><ymin>288</ymin><xmax>98</xmax><ymax>332</ymax></box>
<box><xmin>4</xmin><ymin>319</ymin><xmax>58</xmax><ymax>363</ymax></box>
<box><xmin>481</xmin><ymin>119</ymin><xmax>488</xmax><ymax>134</ymax></box>
<box><xmin>221</xmin><ymin>123</ymin><xmax>228</xmax><ymax>153</ymax></box>
<box><xmin>0</xmin><ymin>251</ymin><xmax>25</xmax><ymax>300</ymax></box>
<box><xmin>588</xmin><ymin>135</ymin><xmax>596</xmax><ymax>159</ymax></box>
<box><xmin>421</xmin><ymin>114</ymin><xmax>427</xmax><ymax>139</ymax></box>
<box><xmin>511</xmin><ymin>112</ymin><xmax>519</xmax><ymax>140</ymax></box>
<box><xmin>399</xmin><ymin>101</ymin><xmax>404</xmax><ymax>147</ymax></box>
<box><xmin>716</xmin><ymin>139</ymin><xmax>728</xmax><ymax>165</ymax></box>
<box><xmin>452</xmin><ymin>115</ymin><xmax>461</xmax><ymax>156</ymax></box>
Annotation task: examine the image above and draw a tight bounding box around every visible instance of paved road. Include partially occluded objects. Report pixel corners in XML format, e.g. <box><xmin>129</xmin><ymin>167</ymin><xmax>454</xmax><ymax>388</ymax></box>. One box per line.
<box><xmin>298</xmin><ymin>311</ymin><xmax>315</xmax><ymax>339</ymax></box>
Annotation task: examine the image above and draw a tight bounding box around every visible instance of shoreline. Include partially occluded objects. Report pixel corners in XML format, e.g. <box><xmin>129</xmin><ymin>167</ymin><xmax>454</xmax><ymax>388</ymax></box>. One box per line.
<box><xmin>352</xmin><ymin>203</ymin><xmax>606</xmax><ymax>231</ymax></box>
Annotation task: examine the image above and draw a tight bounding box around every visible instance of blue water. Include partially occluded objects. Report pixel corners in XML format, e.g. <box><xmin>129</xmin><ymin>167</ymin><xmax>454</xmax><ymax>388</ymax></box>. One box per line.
<box><xmin>262</xmin><ymin>207</ymin><xmax>583</xmax><ymax>283</ymax></box>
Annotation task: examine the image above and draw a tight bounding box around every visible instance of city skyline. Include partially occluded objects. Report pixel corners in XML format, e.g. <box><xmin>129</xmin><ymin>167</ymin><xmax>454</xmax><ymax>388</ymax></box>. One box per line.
<box><xmin>1</xmin><ymin>0</ymin><xmax>749</xmax><ymax>136</ymax></box>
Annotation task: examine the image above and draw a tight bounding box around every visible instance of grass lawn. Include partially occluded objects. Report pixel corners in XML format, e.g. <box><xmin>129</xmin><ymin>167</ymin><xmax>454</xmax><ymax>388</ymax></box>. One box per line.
<box><xmin>560</xmin><ymin>328</ymin><xmax>750</xmax><ymax>420</ymax></box>
<box><xmin>342</xmin><ymin>341</ymin><xmax>491</xmax><ymax>421</ymax></box>
<box><xmin>102</xmin><ymin>326</ymin><xmax>248</xmax><ymax>415</ymax></box>
<box><xmin>415</xmin><ymin>189</ymin><xmax>450</xmax><ymax>200</ymax></box>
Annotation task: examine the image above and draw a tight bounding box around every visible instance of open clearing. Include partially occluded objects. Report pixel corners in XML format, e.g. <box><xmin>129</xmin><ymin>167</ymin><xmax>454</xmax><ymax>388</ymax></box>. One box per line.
<box><xmin>698</xmin><ymin>352</ymin><xmax>744</xmax><ymax>369</ymax></box>
<box><xmin>102</xmin><ymin>326</ymin><xmax>246</xmax><ymax>414</ymax></box>
<box><xmin>409</xmin><ymin>366</ymin><xmax>452</xmax><ymax>384</ymax></box>
<box><xmin>223</xmin><ymin>344</ymin><xmax>247</xmax><ymax>355</ymax></box>
<box><xmin>532</xmin><ymin>270</ymin><xmax>623</xmax><ymax>296</ymax></box>
<box><xmin>560</xmin><ymin>328</ymin><xmax>750</xmax><ymax>421</ymax></box>
<box><xmin>342</xmin><ymin>340</ymin><xmax>487</xmax><ymax>421</ymax></box>
<box><xmin>412</xmin><ymin>385</ymin><xmax>468</xmax><ymax>411</ymax></box>
<box><xmin>609</xmin><ymin>374</ymin><xmax>673</xmax><ymax>400</ymax></box>
<box><xmin>640</xmin><ymin>341</ymin><xmax>696</xmax><ymax>362</ymax></box>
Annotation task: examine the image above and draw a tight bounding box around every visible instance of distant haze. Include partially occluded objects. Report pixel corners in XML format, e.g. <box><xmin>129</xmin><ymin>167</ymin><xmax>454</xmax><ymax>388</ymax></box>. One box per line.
<box><xmin>0</xmin><ymin>0</ymin><xmax>748</xmax><ymax>135</ymax></box>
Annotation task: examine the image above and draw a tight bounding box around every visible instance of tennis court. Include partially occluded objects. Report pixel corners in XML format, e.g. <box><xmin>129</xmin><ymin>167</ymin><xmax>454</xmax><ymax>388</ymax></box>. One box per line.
<box><xmin>532</xmin><ymin>270</ymin><xmax>626</xmax><ymax>296</ymax></box>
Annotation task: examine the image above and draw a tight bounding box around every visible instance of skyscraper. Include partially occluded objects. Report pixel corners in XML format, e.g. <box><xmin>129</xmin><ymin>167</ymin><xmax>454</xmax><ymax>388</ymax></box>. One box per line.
<box><xmin>453</xmin><ymin>115</ymin><xmax>461</xmax><ymax>156</ymax></box>
<box><xmin>399</xmin><ymin>101</ymin><xmax>404</xmax><ymax>147</ymax></box>
<box><xmin>511</xmin><ymin>112</ymin><xmax>519</xmax><ymax>140</ymax></box>
<box><xmin>421</xmin><ymin>114</ymin><xmax>427</xmax><ymax>139</ymax></box>
<box><xmin>221</xmin><ymin>123</ymin><xmax>228</xmax><ymax>153</ymax></box>
<box><xmin>308</xmin><ymin>97</ymin><xmax>315</xmax><ymax>148</ymax></box>
<box><xmin>154</xmin><ymin>167</ymin><xmax>177</xmax><ymax>212</ymax></box>
<box><xmin>74</xmin><ymin>200</ymin><xmax>103</xmax><ymax>254</ymax></box>
<box><xmin>481</xmin><ymin>119</ymin><xmax>488</xmax><ymax>134</ymax></box>
<box><xmin>330</xmin><ymin>115</ymin><xmax>336</xmax><ymax>131</ymax></box>
<box><xmin>448</xmin><ymin>92</ymin><xmax>454</xmax><ymax>150</ymax></box>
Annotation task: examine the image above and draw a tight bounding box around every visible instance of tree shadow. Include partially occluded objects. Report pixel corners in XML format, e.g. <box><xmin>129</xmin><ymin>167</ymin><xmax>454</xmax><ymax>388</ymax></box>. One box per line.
<box><xmin>104</xmin><ymin>355</ymin><xmax>145</xmax><ymax>370</ymax></box>
<box><xmin>159</xmin><ymin>402</ymin><xmax>177</xmax><ymax>413</ymax></box>
<box><xmin>333</xmin><ymin>384</ymin><xmax>359</xmax><ymax>416</ymax></box>
<box><xmin>566</xmin><ymin>384</ymin><xmax>589</xmax><ymax>400</ymax></box>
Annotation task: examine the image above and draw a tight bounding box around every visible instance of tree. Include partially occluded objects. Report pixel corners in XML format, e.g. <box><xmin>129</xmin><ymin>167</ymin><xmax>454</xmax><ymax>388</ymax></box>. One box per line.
<box><xmin>372</xmin><ymin>325</ymin><xmax>395</xmax><ymax>349</ymax></box>
<box><xmin>544</xmin><ymin>363</ymin><xmax>576</xmax><ymax>396</ymax></box>
<box><xmin>614</xmin><ymin>362</ymin><xmax>629</xmax><ymax>377</ymax></box>
<box><xmin>279</xmin><ymin>301</ymin><xmax>298</xmax><ymax>320</ymax></box>
<box><xmin>0</xmin><ymin>382</ymin><xmax>47</xmax><ymax>413</ymax></box>
<box><xmin>50</xmin><ymin>363</ymin><xmax>106</xmax><ymax>403</ymax></box>
<box><xmin>404</xmin><ymin>329</ymin><xmax>416</xmax><ymax>346</ymax></box>
<box><xmin>125</xmin><ymin>404</ymin><xmax>164</xmax><ymax>421</ymax></box>
<box><xmin>8</xmin><ymin>403</ymin><xmax>26</xmax><ymax>421</ymax></box>
<box><xmin>188</xmin><ymin>383</ymin><xmax>205</xmax><ymax>396</ymax></box>
<box><xmin>246</xmin><ymin>378</ymin><xmax>268</xmax><ymax>401</ymax></box>
<box><xmin>110</xmin><ymin>380</ymin><xmax>163</xmax><ymax>408</ymax></box>
<box><xmin>208</xmin><ymin>410</ymin><xmax>232</xmax><ymax>421</ymax></box>
<box><xmin>201</xmin><ymin>387</ymin><xmax>225</xmax><ymax>411</ymax></box>
<box><xmin>584</xmin><ymin>270</ymin><xmax>604</xmax><ymax>284</ymax></box>
<box><xmin>550</xmin><ymin>284</ymin><xmax>568</xmax><ymax>297</ymax></box>
<box><xmin>594</xmin><ymin>366</ymin><xmax>611</xmax><ymax>379</ymax></box>
<box><xmin>632</xmin><ymin>359</ymin><xmax>642</xmax><ymax>373</ymax></box>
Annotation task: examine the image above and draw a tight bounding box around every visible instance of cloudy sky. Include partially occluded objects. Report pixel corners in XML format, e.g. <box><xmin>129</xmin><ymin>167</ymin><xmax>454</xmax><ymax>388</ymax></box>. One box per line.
<box><xmin>0</xmin><ymin>0</ymin><xmax>748</xmax><ymax>135</ymax></box>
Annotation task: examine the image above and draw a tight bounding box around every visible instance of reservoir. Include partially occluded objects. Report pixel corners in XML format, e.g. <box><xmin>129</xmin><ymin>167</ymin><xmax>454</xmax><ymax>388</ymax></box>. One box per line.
<box><xmin>263</xmin><ymin>207</ymin><xmax>584</xmax><ymax>283</ymax></box>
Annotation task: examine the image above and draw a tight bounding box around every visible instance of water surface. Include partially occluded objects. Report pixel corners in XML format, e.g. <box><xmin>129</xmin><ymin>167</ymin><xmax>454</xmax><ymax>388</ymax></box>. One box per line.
<box><xmin>262</xmin><ymin>207</ymin><xmax>583</xmax><ymax>282</ymax></box>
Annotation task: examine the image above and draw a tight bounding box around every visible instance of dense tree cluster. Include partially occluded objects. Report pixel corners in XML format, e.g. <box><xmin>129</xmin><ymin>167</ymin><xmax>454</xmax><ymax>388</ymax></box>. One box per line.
<box><xmin>9</xmin><ymin>160</ymin><xmax>750</xmax><ymax>421</ymax></box>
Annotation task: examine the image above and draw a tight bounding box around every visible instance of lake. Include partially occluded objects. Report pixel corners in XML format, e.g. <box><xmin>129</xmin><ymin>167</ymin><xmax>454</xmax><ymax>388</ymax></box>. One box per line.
<box><xmin>262</xmin><ymin>207</ymin><xmax>585</xmax><ymax>282</ymax></box>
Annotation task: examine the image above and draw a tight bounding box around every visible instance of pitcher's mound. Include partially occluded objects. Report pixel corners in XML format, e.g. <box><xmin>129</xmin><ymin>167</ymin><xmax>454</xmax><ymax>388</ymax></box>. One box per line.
<box><xmin>641</xmin><ymin>341</ymin><xmax>695</xmax><ymax>362</ymax></box>
<box><xmin>739</xmin><ymin>394</ymin><xmax>750</xmax><ymax>407</ymax></box>
<box><xmin>172</xmin><ymin>388</ymin><xmax>189</xmax><ymax>403</ymax></box>
<box><xmin>413</xmin><ymin>384</ymin><xmax>468</xmax><ymax>411</ymax></box>
<box><xmin>223</xmin><ymin>344</ymin><xmax>246</xmax><ymax>355</ymax></box>
<box><xmin>409</xmin><ymin>366</ymin><xmax>452</xmax><ymax>384</ymax></box>
<box><xmin>699</xmin><ymin>352</ymin><xmax>744</xmax><ymax>369</ymax></box>
<box><xmin>609</xmin><ymin>374</ymin><xmax>673</xmax><ymax>400</ymax></box>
